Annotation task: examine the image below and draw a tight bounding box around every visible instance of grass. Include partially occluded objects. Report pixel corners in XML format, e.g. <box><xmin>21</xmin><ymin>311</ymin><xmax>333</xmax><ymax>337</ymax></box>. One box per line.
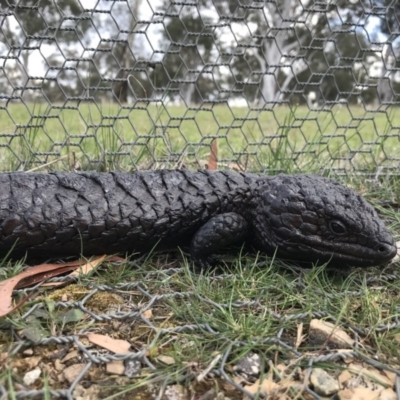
<box><xmin>0</xmin><ymin>102</ymin><xmax>400</xmax><ymax>173</ymax></box>
<box><xmin>0</xmin><ymin>103</ymin><xmax>399</xmax><ymax>398</ymax></box>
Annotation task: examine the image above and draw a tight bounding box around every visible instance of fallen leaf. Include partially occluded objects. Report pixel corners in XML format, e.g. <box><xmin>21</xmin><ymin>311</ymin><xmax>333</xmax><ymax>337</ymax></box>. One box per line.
<box><xmin>16</xmin><ymin>261</ymin><xmax>86</xmax><ymax>289</ymax></box>
<box><xmin>338</xmin><ymin>369</ymin><xmax>353</xmax><ymax>386</ymax></box>
<box><xmin>338</xmin><ymin>387</ymin><xmax>380</xmax><ymax>400</ymax></box>
<box><xmin>86</xmin><ymin>333</ymin><xmax>131</xmax><ymax>354</ymax></box>
<box><xmin>309</xmin><ymin>319</ymin><xmax>354</xmax><ymax>348</ymax></box>
<box><xmin>379</xmin><ymin>388</ymin><xmax>397</xmax><ymax>400</ymax></box>
<box><xmin>21</xmin><ymin>321</ymin><xmax>47</xmax><ymax>343</ymax></box>
<box><xmin>381</xmin><ymin>370</ymin><xmax>397</xmax><ymax>386</ymax></box>
<box><xmin>207</xmin><ymin>139</ymin><xmax>218</xmax><ymax>170</ymax></box>
<box><xmin>0</xmin><ymin>255</ymin><xmax>124</xmax><ymax>317</ymax></box>
<box><xmin>57</xmin><ymin>309</ymin><xmax>85</xmax><ymax>324</ymax></box>
<box><xmin>41</xmin><ymin>255</ymin><xmax>125</xmax><ymax>287</ymax></box>
<box><xmin>0</xmin><ymin>263</ymin><xmax>79</xmax><ymax>317</ymax></box>
<box><xmin>245</xmin><ymin>378</ymin><xmax>280</xmax><ymax>395</ymax></box>
<box><xmin>347</xmin><ymin>364</ymin><xmax>392</xmax><ymax>388</ymax></box>
<box><xmin>228</xmin><ymin>162</ymin><xmax>243</xmax><ymax>171</ymax></box>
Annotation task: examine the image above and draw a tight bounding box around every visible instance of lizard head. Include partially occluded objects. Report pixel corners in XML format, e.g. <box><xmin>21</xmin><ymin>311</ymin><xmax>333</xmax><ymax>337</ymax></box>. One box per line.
<box><xmin>250</xmin><ymin>174</ymin><xmax>397</xmax><ymax>267</ymax></box>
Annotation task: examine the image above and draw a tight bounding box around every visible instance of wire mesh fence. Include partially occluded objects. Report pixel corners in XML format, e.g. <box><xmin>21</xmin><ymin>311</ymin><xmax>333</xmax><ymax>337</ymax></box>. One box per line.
<box><xmin>1</xmin><ymin>0</ymin><xmax>400</xmax><ymax>398</ymax></box>
<box><xmin>1</xmin><ymin>0</ymin><xmax>400</xmax><ymax>174</ymax></box>
<box><xmin>2</xmin><ymin>257</ymin><xmax>400</xmax><ymax>399</ymax></box>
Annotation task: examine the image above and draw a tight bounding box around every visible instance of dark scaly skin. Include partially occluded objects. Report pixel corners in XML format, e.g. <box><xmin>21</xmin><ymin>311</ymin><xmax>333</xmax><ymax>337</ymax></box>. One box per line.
<box><xmin>0</xmin><ymin>170</ymin><xmax>396</xmax><ymax>268</ymax></box>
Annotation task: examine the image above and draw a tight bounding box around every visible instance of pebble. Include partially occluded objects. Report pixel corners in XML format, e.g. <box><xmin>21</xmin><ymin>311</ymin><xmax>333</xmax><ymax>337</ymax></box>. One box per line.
<box><xmin>63</xmin><ymin>363</ymin><xmax>87</xmax><ymax>384</ymax></box>
<box><xmin>23</xmin><ymin>368</ymin><xmax>41</xmax><ymax>385</ymax></box>
<box><xmin>22</xmin><ymin>349</ymin><xmax>34</xmax><ymax>356</ymax></box>
<box><xmin>124</xmin><ymin>359</ymin><xmax>141</xmax><ymax>377</ymax></box>
<box><xmin>310</xmin><ymin>368</ymin><xmax>339</xmax><ymax>396</ymax></box>
<box><xmin>106</xmin><ymin>360</ymin><xmax>125</xmax><ymax>375</ymax></box>
<box><xmin>157</xmin><ymin>355</ymin><xmax>176</xmax><ymax>365</ymax></box>
<box><xmin>233</xmin><ymin>352</ymin><xmax>262</xmax><ymax>378</ymax></box>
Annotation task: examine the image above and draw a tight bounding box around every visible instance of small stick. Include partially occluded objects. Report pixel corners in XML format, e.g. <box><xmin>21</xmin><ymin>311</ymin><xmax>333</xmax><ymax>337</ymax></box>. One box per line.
<box><xmin>27</xmin><ymin>155</ymin><xmax>69</xmax><ymax>172</ymax></box>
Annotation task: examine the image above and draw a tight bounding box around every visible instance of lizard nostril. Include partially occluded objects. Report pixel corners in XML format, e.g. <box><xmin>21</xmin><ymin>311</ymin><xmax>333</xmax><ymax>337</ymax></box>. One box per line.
<box><xmin>375</xmin><ymin>243</ymin><xmax>396</xmax><ymax>257</ymax></box>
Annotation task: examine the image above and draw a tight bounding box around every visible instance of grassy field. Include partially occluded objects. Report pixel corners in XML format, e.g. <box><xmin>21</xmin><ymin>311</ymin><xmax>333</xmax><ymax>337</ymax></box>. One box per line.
<box><xmin>0</xmin><ymin>103</ymin><xmax>400</xmax><ymax>399</ymax></box>
<box><xmin>0</xmin><ymin>103</ymin><xmax>400</xmax><ymax>174</ymax></box>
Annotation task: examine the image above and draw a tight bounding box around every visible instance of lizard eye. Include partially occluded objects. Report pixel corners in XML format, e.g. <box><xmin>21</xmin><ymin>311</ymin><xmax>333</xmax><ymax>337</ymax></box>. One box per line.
<box><xmin>329</xmin><ymin>221</ymin><xmax>347</xmax><ymax>235</ymax></box>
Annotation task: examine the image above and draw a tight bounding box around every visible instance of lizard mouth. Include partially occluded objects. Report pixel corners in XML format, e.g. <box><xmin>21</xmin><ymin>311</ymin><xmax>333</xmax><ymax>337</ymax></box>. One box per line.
<box><xmin>278</xmin><ymin>240</ymin><xmax>397</xmax><ymax>267</ymax></box>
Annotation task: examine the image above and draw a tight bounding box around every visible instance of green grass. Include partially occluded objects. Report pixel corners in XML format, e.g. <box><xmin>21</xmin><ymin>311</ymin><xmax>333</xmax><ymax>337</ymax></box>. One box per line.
<box><xmin>0</xmin><ymin>103</ymin><xmax>399</xmax><ymax>173</ymax></box>
<box><xmin>0</xmin><ymin>103</ymin><xmax>400</xmax><ymax>398</ymax></box>
<box><xmin>1</xmin><ymin>253</ymin><xmax>400</xmax><ymax>398</ymax></box>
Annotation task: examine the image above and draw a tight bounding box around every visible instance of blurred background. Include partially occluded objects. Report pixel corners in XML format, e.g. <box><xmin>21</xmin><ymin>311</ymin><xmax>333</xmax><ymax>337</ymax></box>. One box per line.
<box><xmin>0</xmin><ymin>0</ymin><xmax>399</xmax><ymax>174</ymax></box>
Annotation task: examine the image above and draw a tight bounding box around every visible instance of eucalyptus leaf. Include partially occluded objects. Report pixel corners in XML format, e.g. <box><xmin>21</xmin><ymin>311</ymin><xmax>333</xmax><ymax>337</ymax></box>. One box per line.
<box><xmin>22</xmin><ymin>321</ymin><xmax>47</xmax><ymax>343</ymax></box>
<box><xmin>57</xmin><ymin>309</ymin><xmax>85</xmax><ymax>324</ymax></box>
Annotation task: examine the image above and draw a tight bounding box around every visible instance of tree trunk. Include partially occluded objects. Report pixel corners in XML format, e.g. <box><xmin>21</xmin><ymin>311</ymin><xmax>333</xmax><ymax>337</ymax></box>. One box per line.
<box><xmin>112</xmin><ymin>0</ymin><xmax>142</xmax><ymax>103</ymax></box>
<box><xmin>256</xmin><ymin>0</ymin><xmax>305</xmax><ymax>106</ymax></box>
<box><xmin>377</xmin><ymin>44</ymin><xmax>394</xmax><ymax>105</ymax></box>
<box><xmin>181</xmin><ymin>70</ymin><xmax>197</xmax><ymax>105</ymax></box>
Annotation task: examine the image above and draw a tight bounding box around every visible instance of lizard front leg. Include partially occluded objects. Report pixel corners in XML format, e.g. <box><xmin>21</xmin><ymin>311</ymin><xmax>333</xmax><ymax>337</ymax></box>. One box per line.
<box><xmin>190</xmin><ymin>212</ymin><xmax>249</xmax><ymax>270</ymax></box>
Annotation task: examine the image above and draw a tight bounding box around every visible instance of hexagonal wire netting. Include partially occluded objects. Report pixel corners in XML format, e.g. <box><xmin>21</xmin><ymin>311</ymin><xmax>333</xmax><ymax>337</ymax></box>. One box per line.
<box><xmin>1</xmin><ymin>0</ymin><xmax>400</xmax><ymax>399</ymax></box>
<box><xmin>0</xmin><ymin>0</ymin><xmax>399</xmax><ymax>175</ymax></box>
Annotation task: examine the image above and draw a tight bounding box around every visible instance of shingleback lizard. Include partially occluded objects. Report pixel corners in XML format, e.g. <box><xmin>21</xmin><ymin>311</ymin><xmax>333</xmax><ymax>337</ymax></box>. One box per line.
<box><xmin>0</xmin><ymin>170</ymin><xmax>396</xmax><ymax>268</ymax></box>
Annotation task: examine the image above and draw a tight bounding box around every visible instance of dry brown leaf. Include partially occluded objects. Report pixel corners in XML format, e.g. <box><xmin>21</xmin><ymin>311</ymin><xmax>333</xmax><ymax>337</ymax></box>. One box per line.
<box><xmin>86</xmin><ymin>333</ymin><xmax>131</xmax><ymax>354</ymax></box>
<box><xmin>309</xmin><ymin>319</ymin><xmax>354</xmax><ymax>348</ymax></box>
<box><xmin>347</xmin><ymin>364</ymin><xmax>392</xmax><ymax>388</ymax></box>
<box><xmin>41</xmin><ymin>255</ymin><xmax>125</xmax><ymax>287</ymax></box>
<box><xmin>339</xmin><ymin>369</ymin><xmax>353</xmax><ymax>386</ymax></box>
<box><xmin>381</xmin><ymin>370</ymin><xmax>397</xmax><ymax>386</ymax></box>
<box><xmin>0</xmin><ymin>255</ymin><xmax>125</xmax><ymax>317</ymax></box>
<box><xmin>338</xmin><ymin>387</ymin><xmax>380</xmax><ymax>400</ymax></box>
<box><xmin>70</xmin><ymin>256</ymin><xmax>124</xmax><ymax>276</ymax></box>
<box><xmin>14</xmin><ymin>263</ymin><xmax>80</xmax><ymax>289</ymax></box>
<box><xmin>207</xmin><ymin>139</ymin><xmax>218</xmax><ymax>170</ymax></box>
<box><xmin>0</xmin><ymin>262</ymin><xmax>81</xmax><ymax>317</ymax></box>
<box><xmin>228</xmin><ymin>162</ymin><xmax>243</xmax><ymax>171</ymax></box>
<box><xmin>379</xmin><ymin>388</ymin><xmax>397</xmax><ymax>400</ymax></box>
<box><xmin>245</xmin><ymin>378</ymin><xmax>280</xmax><ymax>395</ymax></box>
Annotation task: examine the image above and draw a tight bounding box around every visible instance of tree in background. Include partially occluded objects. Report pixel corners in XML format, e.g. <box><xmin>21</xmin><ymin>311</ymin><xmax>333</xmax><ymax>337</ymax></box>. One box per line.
<box><xmin>0</xmin><ymin>0</ymin><xmax>90</xmax><ymax>102</ymax></box>
<box><xmin>1</xmin><ymin>0</ymin><xmax>398</xmax><ymax>106</ymax></box>
<box><xmin>158</xmin><ymin>0</ymin><xmax>215</xmax><ymax>105</ymax></box>
<box><xmin>216</xmin><ymin>0</ymin><xmax>388</xmax><ymax>106</ymax></box>
<box><xmin>230</xmin><ymin>0</ymin><xmax>311</xmax><ymax>105</ymax></box>
<box><xmin>156</xmin><ymin>0</ymin><xmax>383</xmax><ymax>106</ymax></box>
<box><xmin>374</xmin><ymin>0</ymin><xmax>400</xmax><ymax>103</ymax></box>
<box><xmin>107</xmin><ymin>0</ymin><xmax>143</xmax><ymax>103</ymax></box>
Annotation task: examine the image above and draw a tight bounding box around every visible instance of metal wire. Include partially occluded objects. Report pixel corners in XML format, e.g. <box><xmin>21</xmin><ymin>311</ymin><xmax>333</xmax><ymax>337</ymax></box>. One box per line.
<box><xmin>0</xmin><ymin>0</ymin><xmax>399</xmax><ymax>174</ymax></box>
<box><xmin>1</xmin><ymin>0</ymin><xmax>400</xmax><ymax>398</ymax></box>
